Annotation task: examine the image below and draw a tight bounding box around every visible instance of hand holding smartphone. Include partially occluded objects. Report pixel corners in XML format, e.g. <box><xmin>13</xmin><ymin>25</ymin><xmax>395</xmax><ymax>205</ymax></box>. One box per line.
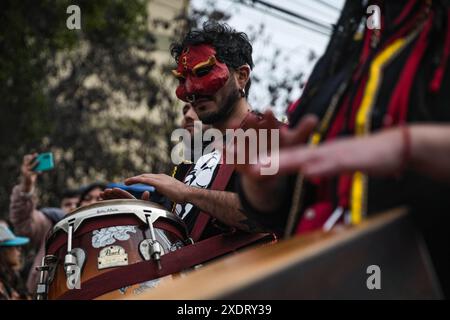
<box><xmin>32</xmin><ymin>152</ymin><xmax>54</xmax><ymax>172</ymax></box>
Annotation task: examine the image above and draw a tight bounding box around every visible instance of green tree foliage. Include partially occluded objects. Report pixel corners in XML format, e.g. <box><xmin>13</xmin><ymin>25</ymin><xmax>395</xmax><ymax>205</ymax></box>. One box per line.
<box><xmin>0</xmin><ymin>0</ymin><xmax>181</xmax><ymax>215</ymax></box>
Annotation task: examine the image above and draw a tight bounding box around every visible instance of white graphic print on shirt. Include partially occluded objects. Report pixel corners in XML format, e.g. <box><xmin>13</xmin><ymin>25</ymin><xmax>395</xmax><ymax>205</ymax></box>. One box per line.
<box><xmin>175</xmin><ymin>150</ymin><xmax>221</xmax><ymax>219</ymax></box>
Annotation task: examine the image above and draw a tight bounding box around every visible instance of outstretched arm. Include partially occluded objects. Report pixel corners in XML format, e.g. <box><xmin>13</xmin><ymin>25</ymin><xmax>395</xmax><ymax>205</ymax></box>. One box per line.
<box><xmin>102</xmin><ymin>173</ymin><xmax>265</xmax><ymax>233</ymax></box>
<box><xmin>9</xmin><ymin>154</ymin><xmax>51</xmax><ymax>249</ymax></box>
<box><xmin>247</xmin><ymin>125</ymin><xmax>450</xmax><ymax>182</ymax></box>
<box><xmin>409</xmin><ymin>125</ymin><xmax>450</xmax><ymax>181</ymax></box>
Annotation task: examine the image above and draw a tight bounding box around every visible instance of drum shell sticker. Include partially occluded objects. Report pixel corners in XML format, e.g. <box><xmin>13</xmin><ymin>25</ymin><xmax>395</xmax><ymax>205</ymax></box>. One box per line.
<box><xmin>92</xmin><ymin>225</ymin><xmax>137</xmax><ymax>248</ymax></box>
<box><xmin>97</xmin><ymin>245</ymin><xmax>129</xmax><ymax>269</ymax></box>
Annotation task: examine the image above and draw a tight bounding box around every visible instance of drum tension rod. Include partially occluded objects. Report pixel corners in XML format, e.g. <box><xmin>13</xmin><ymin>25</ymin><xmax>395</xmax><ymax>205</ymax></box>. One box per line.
<box><xmin>64</xmin><ymin>223</ymin><xmax>79</xmax><ymax>282</ymax></box>
<box><xmin>146</xmin><ymin>214</ymin><xmax>162</xmax><ymax>270</ymax></box>
<box><xmin>36</xmin><ymin>255</ymin><xmax>57</xmax><ymax>300</ymax></box>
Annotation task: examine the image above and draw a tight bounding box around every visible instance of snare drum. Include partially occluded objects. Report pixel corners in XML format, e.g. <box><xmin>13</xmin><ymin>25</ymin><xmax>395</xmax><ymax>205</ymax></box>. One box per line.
<box><xmin>37</xmin><ymin>199</ymin><xmax>190</xmax><ymax>300</ymax></box>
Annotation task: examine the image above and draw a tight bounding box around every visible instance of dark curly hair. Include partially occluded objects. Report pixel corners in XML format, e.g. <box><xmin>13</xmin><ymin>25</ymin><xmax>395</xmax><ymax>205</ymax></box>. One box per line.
<box><xmin>171</xmin><ymin>21</ymin><xmax>254</xmax><ymax>98</ymax></box>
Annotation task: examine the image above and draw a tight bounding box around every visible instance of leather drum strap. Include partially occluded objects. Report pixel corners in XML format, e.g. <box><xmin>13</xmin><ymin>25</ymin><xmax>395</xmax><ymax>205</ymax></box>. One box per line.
<box><xmin>190</xmin><ymin>111</ymin><xmax>262</xmax><ymax>242</ymax></box>
<box><xmin>190</xmin><ymin>164</ymin><xmax>235</xmax><ymax>242</ymax></box>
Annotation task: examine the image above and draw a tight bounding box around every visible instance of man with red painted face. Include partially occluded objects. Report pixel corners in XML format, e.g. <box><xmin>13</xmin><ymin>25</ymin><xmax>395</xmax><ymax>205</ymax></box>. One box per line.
<box><xmin>171</xmin><ymin>43</ymin><xmax>248</xmax><ymax>131</ymax></box>
<box><xmin>102</xmin><ymin>22</ymin><xmax>277</xmax><ymax>243</ymax></box>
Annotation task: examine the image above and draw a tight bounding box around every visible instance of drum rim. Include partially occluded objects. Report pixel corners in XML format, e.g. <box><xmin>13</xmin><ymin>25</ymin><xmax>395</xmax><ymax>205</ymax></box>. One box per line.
<box><xmin>67</xmin><ymin>199</ymin><xmax>168</xmax><ymax>216</ymax></box>
<box><xmin>50</xmin><ymin>199</ymin><xmax>186</xmax><ymax>237</ymax></box>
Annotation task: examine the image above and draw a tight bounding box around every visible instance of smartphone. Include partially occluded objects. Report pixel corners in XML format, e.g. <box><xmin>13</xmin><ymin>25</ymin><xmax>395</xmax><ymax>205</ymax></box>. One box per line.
<box><xmin>32</xmin><ymin>152</ymin><xmax>54</xmax><ymax>172</ymax></box>
<box><xmin>107</xmin><ymin>183</ymin><xmax>156</xmax><ymax>199</ymax></box>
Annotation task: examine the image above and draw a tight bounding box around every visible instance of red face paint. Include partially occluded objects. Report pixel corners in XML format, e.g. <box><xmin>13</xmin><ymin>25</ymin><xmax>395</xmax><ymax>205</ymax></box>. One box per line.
<box><xmin>173</xmin><ymin>44</ymin><xmax>230</xmax><ymax>102</ymax></box>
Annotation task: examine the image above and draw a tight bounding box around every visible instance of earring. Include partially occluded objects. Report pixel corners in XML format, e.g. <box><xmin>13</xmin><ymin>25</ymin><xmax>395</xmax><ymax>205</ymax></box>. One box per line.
<box><xmin>186</xmin><ymin>94</ymin><xmax>196</xmax><ymax>103</ymax></box>
<box><xmin>239</xmin><ymin>88</ymin><xmax>246</xmax><ymax>97</ymax></box>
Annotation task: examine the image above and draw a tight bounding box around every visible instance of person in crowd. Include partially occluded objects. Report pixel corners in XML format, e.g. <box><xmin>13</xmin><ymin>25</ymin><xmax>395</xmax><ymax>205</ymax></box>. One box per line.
<box><xmin>77</xmin><ymin>182</ymin><xmax>106</xmax><ymax>208</ymax></box>
<box><xmin>181</xmin><ymin>102</ymin><xmax>212</xmax><ymax>136</ymax></box>
<box><xmin>60</xmin><ymin>189</ymin><xmax>81</xmax><ymax>214</ymax></box>
<box><xmin>0</xmin><ymin>221</ymin><xmax>30</xmax><ymax>300</ymax></box>
<box><xmin>170</xmin><ymin>103</ymin><xmax>214</xmax><ymax>192</ymax></box>
<box><xmin>8</xmin><ymin>153</ymin><xmax>96</xmax><ymax>294</ymax></box>
<box><xmin>102</xmin><ymin>22</ymin><xmax>280</xmax><ymax>238</ymax></box>
<box><xmin>99</xmin><ymin>24</ymin><xmax>285</xmax><ymax>291</ymax></box>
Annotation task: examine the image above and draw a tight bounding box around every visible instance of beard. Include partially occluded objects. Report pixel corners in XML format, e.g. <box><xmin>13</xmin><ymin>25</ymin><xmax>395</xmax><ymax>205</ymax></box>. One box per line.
<box><xmin>199</xmin><ymin>86</ymin><xmax>240</xmax><ymax>125</ymax></box>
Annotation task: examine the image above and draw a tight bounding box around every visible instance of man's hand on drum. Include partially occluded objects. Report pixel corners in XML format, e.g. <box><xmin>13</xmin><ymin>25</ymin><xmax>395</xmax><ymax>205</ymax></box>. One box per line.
<box><xmin>100</xmin><ymin>174</ymin><xmax>190</xmax><ymax>204</ymax></box>
<box><xmin>124</xmin><ymin>174</ymin><xmax>189</xmax><ymax>204</ymax></box>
